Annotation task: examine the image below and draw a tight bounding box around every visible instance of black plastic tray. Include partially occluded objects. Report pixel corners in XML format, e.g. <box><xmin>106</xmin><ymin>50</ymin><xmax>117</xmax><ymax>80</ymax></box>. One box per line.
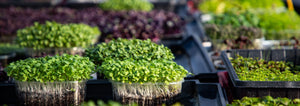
<box><xmin>86</xmin><ymin>80</ymin><xmax>200</xmax><ymax>105</ymax></box>
<box><xmin>0</xmin><ymin>80</ymin><xmax>228</xmax><ymax>106</ymax></box>
<box><xmin>86</xmin><ymin>80</ymin><xmax>228</xmax><ymax>106</ymax></box>
<box><xmin>222</xmin><ymin>49</ymin><xmax>300</xmax><ymax>88</ymax></box>
<box><xmin>0</xmin><ymin>82</ymin><xmax>18</xmax><ymax>104</ymax></box>
<box><xmin>162</xmin><ymin>35</ymin><xmax>216</xmax><ymax>79</ymax></box>
<box><xmin>221</xmin><ymin>49</ymin><xmax>300</xmax><ymax>99</ymax></box>
<box><xmin>197</xmin><ymin>83</ymin><xmax>227</xmax><ymax>106</ymax></box>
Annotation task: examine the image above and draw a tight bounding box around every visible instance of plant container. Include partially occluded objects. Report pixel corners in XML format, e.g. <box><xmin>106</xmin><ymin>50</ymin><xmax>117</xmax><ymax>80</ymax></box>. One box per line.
<box><xmin>0</xmin><ymin>80</ymin><xmax>228</xmax><ymax>106</ymax></box>
<box><xmin>221</xmin><ymin>49</ymin><xmax>300</xmax><ymax>99</ymax></box>
<box><xmin>197</xmin><ymin>83</ymin><xmax>228</xmax><ymax>106</ymax></box>
<box><xmin>111</xmin><ymin>80</ymin><xmax>183</xmax><ymax>106</ymax></box>
<box><xmin>86</xmin><ymin>80</ymin><xmax>228</xmax><ymax>106</ymax></box>
<box><xmin>15</xmin><ymin>81</ymin><xmax>86</xmax><ymax>106</ymax></box>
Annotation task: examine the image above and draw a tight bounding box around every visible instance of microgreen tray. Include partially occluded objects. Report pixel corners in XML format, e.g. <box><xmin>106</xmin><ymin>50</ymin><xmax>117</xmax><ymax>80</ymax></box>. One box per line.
<box><xmin>221</xmin><ymin>49</ymin><xmax>300</xmax><ymax>99</ymax></box>
<box><xmin>0</xmin><ymin>80</ymin><xmax>228</xmax><ymax>106</ymax></box>
<box><xmin>222</xmin><ymin>49</ymin><xmax>300</xmax><ymax>88</ymax></box>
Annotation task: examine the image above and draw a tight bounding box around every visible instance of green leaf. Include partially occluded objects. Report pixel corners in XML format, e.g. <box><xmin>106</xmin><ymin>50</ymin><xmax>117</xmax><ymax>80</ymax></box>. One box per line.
<box><xmin>100</xmin><ymin>59</ymin><xmax>189</xmax><ymax>84</ymax></box>
<box><xmin>16</xmin><ymin>21</ymin><xmax>101</xmax><ymax>49</ymax></box>
<box><xmin>5</xmin><ymin>54</ymin><xmax>95</xmax><ymax>82</ymax></box>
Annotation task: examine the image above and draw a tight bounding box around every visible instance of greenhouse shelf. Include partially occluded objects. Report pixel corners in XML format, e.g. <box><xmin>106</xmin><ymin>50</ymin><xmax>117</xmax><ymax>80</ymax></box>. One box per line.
<box><xmin>221</xmin><ymin>49</ymin><xmax>300</xmax><ymax>100</ymax></box>
<box><xmin>0</xmin><ymin>80</ymin><xmax>227</xmax><ymax>106</ymax></box>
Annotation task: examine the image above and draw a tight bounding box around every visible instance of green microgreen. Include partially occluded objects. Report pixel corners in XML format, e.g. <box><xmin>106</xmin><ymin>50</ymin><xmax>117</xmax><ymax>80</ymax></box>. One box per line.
<box><xmin>231</xmin><ymin>55</ymin><xmax>300</xmax><ymax>81</ymax></box>
<box><xmin>100</xmin><ymin>59</ymin><xmax>189</xmax><ymax>84</ymax></box>
<box><xmin>16</xmin><ymin>21</ymin><xmax>100</xmax><ymax>49</ymax></box>
<box><xmin>5</xmin><ymin>54</ymin><xmax>96</xmax><ymax>82</ymax></box>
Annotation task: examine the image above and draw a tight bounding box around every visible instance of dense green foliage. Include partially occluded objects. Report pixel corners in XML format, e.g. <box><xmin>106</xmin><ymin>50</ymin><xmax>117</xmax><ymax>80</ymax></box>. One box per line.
<box><xmin>0</xmin><ymin>43</ymin><xmax>24</xmax><ymax>55</ymax></box>
<box><xmin>100</xmin><ymin>59</ymin><xmax>188</xmax><ymax>84</ymax></box>
<box><xmin>199</xmin><ymin>0</ymin><xmax>300</xmax><ymax>40</ymax></box>
<box><xmin>6</xmin><ymin>54</ymin><xmax>95</xmax><ymax>82</ymax></box>
<box><xmin>233</xmin><ymin>0</ymin><xmax>284</xmax><ymax>9</ymax></box>
<box><xmin>228</xmin><ymin>96</ymin><xmax>300</xmax><ymax>106</ymax></box>
<box><xmin>231</xmin><ymin>55</ymin><xmax>300</xmax><ymax>81</ymax></box>
<box><xmin>16</xmin><ymin>21</ymin><xmax>100</xmax><ymax>49</ymax></box>
<box><xmin>259</xmin><ymin>11</ymin><xmax>300</xmax><ymax>40</ymax></box>
<box><xmin>198</xmin><ymin>0</ymin><xmax>284</xmax><ymax>14</ymax></box>
<box><xmin>207</xmin><ymin>10</ymin><xmax>260</xmax><ymax>28</ymax></box>
<box><xmin>99</xmin><ymin>0</ymin><xmax>153</xmax><ymax>11</ymax></box>
<box><xmin>204</xmin><ymin>9</ymin><xmax>263</xmax><ymax>41</ymax></box>
<box><xmin>86</xmin><ymin>38</ymin><xmax>188</xmax><ymax>84</ymax></box>
<box><xmin>205</xmin><ymin>24</ymin><xmax>263</xmax><ymax>40</ymax></box>
<box><xmin>85</xmin><ymin>38</ymin><xmax>174</xmax><ymax>65</ymax></box>
<box><xmin>259</xmin><ymin>12</ymin><xmax>300</xmax><ymax>31</ymax></box>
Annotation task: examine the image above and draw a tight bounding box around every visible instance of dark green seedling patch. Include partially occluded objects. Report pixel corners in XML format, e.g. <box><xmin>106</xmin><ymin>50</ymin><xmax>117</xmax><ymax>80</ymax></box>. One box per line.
<box><xmin>228</xmin><ymin>96</ymin><xmax>300</xmax><ymax>106</ymax></box>
<box><xmin>5</xmin><ymin>54</ymin><xmax>95</xmax><ymax>82</ymax></box>
<box><xmin>16</xmin><ymin>21</ymin><xmax>100</xmax><ymax>49</ymax></box>
<box><xmin>100</xmin><ymin>59</ymin><xmax>189</xmax><ymax>84</ymax></box>
<box><xmin>85</xmin><ymin>38</ymin><xmax>174</xmax><ymax>65</ymax></box>
<box><xmin>231</xmin><ymin>55</ymin><xmax>300</xmax><ymax>81</ymax></box>
<box><xmin>99</xmin><ymin>0</ymin><xmax>153</xmax><ymax>11</ymax></box>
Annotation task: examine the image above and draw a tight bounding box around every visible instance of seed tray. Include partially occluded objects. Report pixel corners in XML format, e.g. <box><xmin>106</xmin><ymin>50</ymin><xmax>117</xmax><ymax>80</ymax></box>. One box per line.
<box><xmin>0</xmin><ymin>82</ymin><xmax>18</xmax><ymax>105</ymax></box>
<box><xmin>85</xmin><ymin>80</ymin><xmax>228</xmax><ymax>106</ymax></box>
<box><xmin>86</xmin><ymin>80</ymin><xmax>199</xmax><ymax>105</ymax></box>
<box><xmin>221</xmin><ymin>49</ymin><xmax>300</xmax><ymax>99</ymax></box>
<box><xmin>198</xmin><ymin>83</ymin><xmax>228</xmax><ymax>106</ymax></box>
<box><xmin>0</xmin><ymin>80</ymin><xmax>228</xmax><ymax>106</ymax></box>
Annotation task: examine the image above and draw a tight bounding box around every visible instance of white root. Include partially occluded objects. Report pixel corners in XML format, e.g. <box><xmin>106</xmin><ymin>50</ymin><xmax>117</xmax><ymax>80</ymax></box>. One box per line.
<box><xmin>112</xmin><ymin>81</ymin><xmax>183</xmax><ymax>105</ymax></box>
<box><xmin>15</xmin><ymin>81</ymin><xmax>86</xmax><ymax>106</ymax></box>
